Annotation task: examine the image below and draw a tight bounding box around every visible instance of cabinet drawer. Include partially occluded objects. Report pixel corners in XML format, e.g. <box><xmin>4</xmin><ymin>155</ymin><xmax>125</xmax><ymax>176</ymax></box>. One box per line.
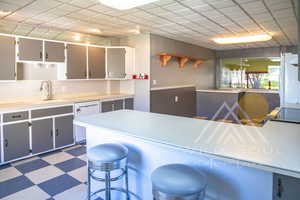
<box><xmin>3</xmin><ymin>111</ymin><xmax>29</xmax><ymax>122</ymax></box>
<box><xmin>32</xmin><ymin>106</ymin><xmax>73</xmax><ymax>118</ymax></box>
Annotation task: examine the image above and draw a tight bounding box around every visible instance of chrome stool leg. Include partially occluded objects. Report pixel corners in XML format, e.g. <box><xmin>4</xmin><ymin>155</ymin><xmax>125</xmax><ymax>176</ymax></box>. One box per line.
<box><xmin>105</xmin><ymin>172</ymin><xmax>111</xmax><ymax>200</ymax></box>
<box><xmin>125</xmin><ymin>165</ymin><xmax>130</xmax><ymax>200</ymax></box>
<box><xmin>87</xmin><ymin>166</ymin><xmax>91</xmax><ymax>200</ymax></box>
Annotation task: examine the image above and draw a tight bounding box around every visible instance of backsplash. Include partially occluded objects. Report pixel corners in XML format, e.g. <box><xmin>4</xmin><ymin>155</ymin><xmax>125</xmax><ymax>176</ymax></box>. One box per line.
<box><xmin>0</xmin><ymin>80</ymin><xmax>123</xmax><ymax>102</ymax></box>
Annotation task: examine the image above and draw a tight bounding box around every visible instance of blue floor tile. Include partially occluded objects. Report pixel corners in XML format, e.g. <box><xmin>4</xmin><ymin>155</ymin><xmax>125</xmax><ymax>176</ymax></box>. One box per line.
<box><xmin>0</xmin><ymin>175</ymin><xmax>34</xmax><ymax>198</ymax></box>
<box><xmin>65</xmin><ymin>146</ymin><xmax>86</xmax><ymax>157</ymax></box>
<box><xmin>15</xmin><ymin>159</ymin><xmax>50</xmax><ymax>174</ymax></box>
<box><xmin>54</xmin><ymin>158</ymin><xmax>86</xmax><ymax>172</ymax></box>
<box><xmin>38</xmin><ymin>174</ymin><xmax>80</xmax><ymax>196</ymax></box>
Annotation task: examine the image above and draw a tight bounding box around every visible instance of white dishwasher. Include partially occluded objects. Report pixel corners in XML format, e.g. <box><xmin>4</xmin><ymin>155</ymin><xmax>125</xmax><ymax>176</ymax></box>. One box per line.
<box><xmin>74</xmin><ymin>101</ymin><xmax>100</xmax><ymax>143</ymax></box>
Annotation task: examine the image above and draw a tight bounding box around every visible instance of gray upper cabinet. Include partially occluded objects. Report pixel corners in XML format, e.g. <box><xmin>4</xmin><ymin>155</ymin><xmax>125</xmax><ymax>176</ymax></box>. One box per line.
<box><xmin>67</xmin><ymin>44</ymin><xmax>87</xmax><ymax>79</ymax></box>
<box><xmin>106</xmin><ymin>48</ymin><xmax>126</xmax><ymax>78</ymax></box>
<box><xmin>55</xmin><ymin>115</ymin><xmax>74</xmax><ymax>148</ymax></box>
<box><xmin>32</xmin><ymin>119</ymin><xmax>54</xmax><ymax>154</ymax></box>
<box><xmin>88</xmin><ymin>46</ymin><xmax>105</xmax><ymax>79</ymax></box>
<box><xmin>0</xmin><ymin>35</ymin><xmax>16</xmax><ymax>80</ymax></box>
<box><xmin>3</xmin><ymin>122</ymin><xmax>30</xmax><ymax>162</ymax></box>
<box><xmin>18</xmin><ymin>38</ymin><xmax>43</xmax><ymax>62</ymax></box>
<box><xmin>45</xmin><ymin>41</ymin><xmax>65</xmax><ymax>63</ymax></box>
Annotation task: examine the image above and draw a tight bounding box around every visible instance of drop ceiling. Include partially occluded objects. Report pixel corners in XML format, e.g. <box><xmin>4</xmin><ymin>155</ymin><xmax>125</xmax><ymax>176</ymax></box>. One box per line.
<box><xmin>0</xmin><ymin>0</ymin><xmax>297</xmax><ymax>50</ymax></box>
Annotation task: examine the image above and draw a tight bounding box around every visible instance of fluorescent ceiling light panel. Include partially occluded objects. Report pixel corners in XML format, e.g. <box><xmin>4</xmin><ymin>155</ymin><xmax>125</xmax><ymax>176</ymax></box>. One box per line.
<box><xmin>98</xmin><ymin>0</ymin><xmax>159</xmax><ymax>10</ymax></box>
<box><xmin>213</xmin><ymin>34</ymin><xmax>272</xmax><ymax>44</ymax></box>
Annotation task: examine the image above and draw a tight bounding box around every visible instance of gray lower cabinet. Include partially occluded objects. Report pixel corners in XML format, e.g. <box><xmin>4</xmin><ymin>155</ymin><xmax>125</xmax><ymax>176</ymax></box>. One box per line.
<box><xmin>125</xmin><ymin>98</ymin><xmax>134</xmax><ymax>110</ymax></box>
<box><xmin>101</xmin><ymin>100</ymin><xmax>124</xmax><ymax>112</ymax></box>
<box><xmin>55</xmin><ymin>115</ymin><xmax>74</xmax><ymax>148</ymax></box>
<box><xmin>18</xmin><ymin>38</ymin><xmax>43</xmax><ymax>61</ymax></box>
<box><xmin>45</xmin><ymin>41</ymin><xmax>65</xmax><ymax>63</ymax></box>
<box><xmin>106</xmin><ymin>48</ymin><xmax>126</xmax><ymax>78</ymax></box>
<box><xmin>0</xmin><ymin>35</ymin><xmax>16</xmax><ymax>80</ymax></box>
<box><xmin>32</xmin><ymin>119</ymin><xmax>54</xmax><ymax>154</ymax></box>
<box><xmin>88</xmin><ymin>46</ymin><xmax>105</xmax><ymax>79</ymax></box>
<box><xmin>273</xmin><ymin>173</ymin><xmax>300</xmax><ymax>200</ymax></box>
<box><xmin>67</xmin><ymin>44</ymin><xmax>87</xmax><ymax>79</ymax></box>
<box><xmin>3</xmin><ymin>122</ymin><xmax>30</xmax><ymax>162</ymax></box>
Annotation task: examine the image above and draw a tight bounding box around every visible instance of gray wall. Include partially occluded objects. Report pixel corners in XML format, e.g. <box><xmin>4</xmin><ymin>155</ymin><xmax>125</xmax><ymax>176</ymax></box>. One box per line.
<box><xmin>150</xmin><ymin>34</ymin><xmax>216</xmax><ymax>89</ymax></box>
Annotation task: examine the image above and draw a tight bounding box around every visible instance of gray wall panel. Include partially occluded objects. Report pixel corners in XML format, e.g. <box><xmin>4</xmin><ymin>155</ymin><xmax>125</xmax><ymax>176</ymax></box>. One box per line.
<box><xmin>151</xmin><ymin>87</ymin><xmax>196</xmax><ymax>117</ymax></box>
<box><xmin>150</xmin><ymin>34</ymin><xmax>216</xmax><ymax>89</ymax></box>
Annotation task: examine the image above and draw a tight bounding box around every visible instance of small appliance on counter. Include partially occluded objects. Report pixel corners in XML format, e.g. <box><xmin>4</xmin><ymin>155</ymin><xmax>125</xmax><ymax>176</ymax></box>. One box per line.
<box><xmin>271</xmin><ymin>107</ymin><xmax>300</xmax><ymax>124</ymax></box>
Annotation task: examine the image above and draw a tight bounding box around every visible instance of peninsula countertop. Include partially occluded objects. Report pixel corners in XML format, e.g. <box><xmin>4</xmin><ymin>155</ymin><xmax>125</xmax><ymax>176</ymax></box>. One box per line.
<box><xmin>0</xmin><ymin>93</ymin><xmax>133</xmax><ymax>112</ymax></box>
<box><xmin>74</xmin><ymin>110</ymin><xmax>300</xmax><ymax>178</ymax></box>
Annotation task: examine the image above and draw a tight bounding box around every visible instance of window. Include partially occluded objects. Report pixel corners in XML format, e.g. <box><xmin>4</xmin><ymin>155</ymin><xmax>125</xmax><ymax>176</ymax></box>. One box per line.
<box><xmin>220</xmin><ymin>58</ymin><xmax>280</xmax><ymax>90</ymax></box>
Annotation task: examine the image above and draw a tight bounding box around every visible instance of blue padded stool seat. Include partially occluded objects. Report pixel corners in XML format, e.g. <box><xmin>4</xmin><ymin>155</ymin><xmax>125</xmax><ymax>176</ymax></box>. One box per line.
<box><xmin>88</xmin><ymin>143</ymin><xmax>128</xmax><ymax>163</ymax></box>
<box><xmin>151</xmin><ymin>164</ymin><xmax>207</xmax><ymax>200</ymax></box>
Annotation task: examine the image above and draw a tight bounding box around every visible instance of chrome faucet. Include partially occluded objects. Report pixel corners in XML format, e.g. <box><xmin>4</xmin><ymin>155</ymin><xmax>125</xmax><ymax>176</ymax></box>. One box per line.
<box><xmin>40</xmin><ymin>80</ymin><xmax>52</xmax><ymax>100</ymax></box>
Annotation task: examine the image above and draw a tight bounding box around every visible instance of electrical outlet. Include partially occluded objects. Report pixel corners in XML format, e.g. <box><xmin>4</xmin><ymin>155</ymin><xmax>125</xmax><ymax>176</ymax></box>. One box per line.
<box><xmin>153</xmin><ymin>80</ymin><xmax>157</xmax><ymax>85</ymax></box>
<box><xmin>175</xmin><ymin>96</ymin><xmax>179</xmax><ymax>102</ymax></box>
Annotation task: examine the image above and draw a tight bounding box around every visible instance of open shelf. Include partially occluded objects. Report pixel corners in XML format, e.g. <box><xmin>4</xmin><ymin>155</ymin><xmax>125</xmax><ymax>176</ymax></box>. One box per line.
<box><xmin>157</xmin><ymin>53</ymin><xmax>206</xmax><ymax>68</ymax></box>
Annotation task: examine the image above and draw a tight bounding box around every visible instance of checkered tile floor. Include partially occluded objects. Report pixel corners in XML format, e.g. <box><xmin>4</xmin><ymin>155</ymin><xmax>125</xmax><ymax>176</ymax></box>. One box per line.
<box><xmin>0</xmin><ymin>144</ymin><xmax>99</xmax><ymax>200</ymax></box>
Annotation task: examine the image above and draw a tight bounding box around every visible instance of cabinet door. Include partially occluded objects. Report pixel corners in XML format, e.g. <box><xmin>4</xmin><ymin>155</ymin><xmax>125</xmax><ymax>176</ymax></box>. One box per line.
<box><xmin>125</xmin><ymin>98</ymin><xmax>134</xmax><ymax>110</ymax></box>
<box><xmin>106</xmin><ymin>48</ymin><xmax>126</xmax><ymax>78</ymax></box>
<box><xmin>66</xmin><ymin>44</ymin><xmax>87</xmax><ymax>79</ymax></box>
<box><xmin>18</xmin><ymin>38</ymin><xmax>43</xmax><ymax>61</ymax></box>
<box><xmin>101</xmin><ymin>101</ymin><xmax>114</xmax><ymax>113</ymax></box>
<box><xmin>273</xmin><ymin>174</ymin><xmax>300</xmax><ymax>200</ymax></box>
<box><xmin>3</xmin><ymin>122</ymin><xmax>30</xmax><ymax>162</ymax></box>
<box><xmin>113</xmin><ymin>100</ymin><xmax>124</xmax><ymax>111</ymax></box>
<box><xmin>88</xmin><ymin>46</ymin><xmax>105</xmax><ymax>79</ymax></box>
<box><xmin>32</xmin><ymin>119</ymin><xmax>53</xmax><ymax>154</ymax></box>
<box><xmin>0</xmin><ymin>36</ymin><xmax>15</xmax><ymax>80</ymax></box>
<box><xmin>45</xmin><ymin>41</ymin><xmax>65</xmax><ymax>62</ymax></box>
<box><xmin>55</xmin><ymin>115</ymin><xmax>74</xmax><ymax>148</ymax></box>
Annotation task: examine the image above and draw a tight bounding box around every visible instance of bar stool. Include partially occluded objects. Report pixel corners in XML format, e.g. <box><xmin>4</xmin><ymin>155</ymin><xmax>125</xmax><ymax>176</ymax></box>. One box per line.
<box><xmin>151</xmin><ymin>164</ymin><xmax>207</xmax><ymax>200</ymax></box>
<box><xmin>87</xmin><ymin>143</ymin><xmax>130</xmax><ymax>200</ymax></box>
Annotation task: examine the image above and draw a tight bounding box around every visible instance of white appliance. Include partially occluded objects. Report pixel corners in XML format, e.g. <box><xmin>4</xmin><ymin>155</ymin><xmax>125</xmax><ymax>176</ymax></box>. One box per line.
<box><xmin>74</xmin><ymin>101</ymin><xmax>100</xmax><ymax>143</ymax></box>
<box><xmin>280</xmin><ymin>53</ymin><xmax>300</xmax><ymax>108</ymax></box>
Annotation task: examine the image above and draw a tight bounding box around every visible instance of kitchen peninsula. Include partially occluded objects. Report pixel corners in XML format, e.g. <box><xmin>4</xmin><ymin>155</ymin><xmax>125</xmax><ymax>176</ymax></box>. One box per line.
<box><xmin>74</xmin><ymin>110</ymin><xmax>300</xmax><ymax>200</ymax></box>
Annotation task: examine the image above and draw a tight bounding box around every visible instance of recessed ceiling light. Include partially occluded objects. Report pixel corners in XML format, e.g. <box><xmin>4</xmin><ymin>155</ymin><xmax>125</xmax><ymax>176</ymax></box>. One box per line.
<box><xmin>73</xmin><ymin>34</ymin><xmax>81</xmax><ymax>41</ymax></box>
<box><xmin>90</xmin><ymin>28</ymin><xmax>101</xmax><ymax>33</ymax></box>
<box><xmin>98</xmin><ymin>0</ymin><xmax>159</xmax><ymax>10</ymax></box>
<box><xmin>0</xmin><ymin>10</ymin><xmax>11</xmax><ymax>15</ymax></box>
<box><xmin>213</xmin><ymin>34</ymin><xmax>272</xmax><ymax>44</ymax></box>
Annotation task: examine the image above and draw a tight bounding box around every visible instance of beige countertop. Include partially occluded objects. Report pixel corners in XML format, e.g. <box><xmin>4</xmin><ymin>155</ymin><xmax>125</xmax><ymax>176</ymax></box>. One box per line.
<box><xmin>0</xmin><ymin>93</ymin><xmax>134</xmax><ymax>112</ymax></box>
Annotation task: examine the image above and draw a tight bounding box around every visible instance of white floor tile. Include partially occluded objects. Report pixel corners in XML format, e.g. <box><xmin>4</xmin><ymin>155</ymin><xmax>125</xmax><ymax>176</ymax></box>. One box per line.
<box><xmin>41</xmin><ymin>152</ymin><xmax>74</xmax><ymax>165</ymax></box>
<box><xmin>53</xmin><ymin>184</ymin><xmax>88</xmax><ymax>200</ymax></box>
<box><xmin>68</xmin><ymin>166</ymin><xmax>87</xmax><ymax>183</ymax></box>
<box><xmin>78</xmin><ymin>154</ymin><xmax>87</xmax><ymax>162</ymax></box>
<box><xmin>2</xmin><ymin>186</ymin><xmax>50</xmax><ymax>200</ymax></box>
<box><xmin>0</xmin><ymin>167</ymin><xmax>22</xmax><ymax>182</ymax></box>
<box><xmin>25</xmin><ymin>165</ymin><xmax>64</xmax><ymax>184</ymax></box>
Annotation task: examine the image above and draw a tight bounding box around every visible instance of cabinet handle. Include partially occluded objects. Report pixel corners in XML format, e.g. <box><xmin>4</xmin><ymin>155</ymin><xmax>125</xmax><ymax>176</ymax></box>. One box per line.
<box><xmin>50</xmin><ymin>130</ymin><xmax>53</xmax><ymax>137</ymax></box>
<box><xmin>89</xmin><ymin>70</ymin><xmax>92</xmax><ymax>77</ymax></box>
<box><xmin>40</xmin><ymin>52</ymin><xmax>43</xmax><ymax>59</ymax></box>
<box><xmin>277</xmin><ymin>178</ymin><xmax>283</xmax><ymax>198</ymax></box>
<box><xmin>55</xmin><ymin>129</ymin><xmax>59</xmax><ymax>136</ymax></box>
<box><xmin>5</xmin><ymin>139</ymin><xmax>8</xmax><ymax>147</ymax></box>
<box><xmin>46</xmin><ymin>52</ymin><xmax>49</xmax><ymax>60</ymax></box>
<box><xmin>12</xmin><ymin>115</ymin><xmax>22</xmax><ymax>119</ymax></box>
